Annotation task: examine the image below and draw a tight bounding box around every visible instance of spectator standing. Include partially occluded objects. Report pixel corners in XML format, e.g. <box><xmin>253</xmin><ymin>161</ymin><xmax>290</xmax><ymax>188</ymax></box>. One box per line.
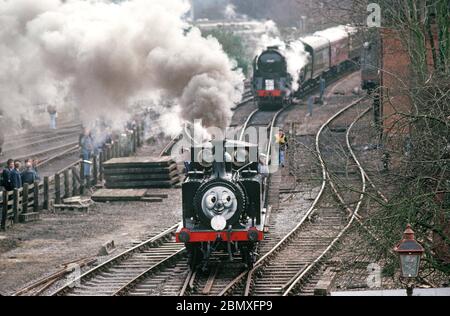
<box><xmin>307</xmin><ymin>95</ymin><xmax>314</xmax><ymax>117</ymax></box>
<box><xmin>11</xmin><ymin>160</ymin><xmax>22</xmax><ymax>189</ymax></box>
<box><xmin>2</xmin><ymin>159</ymin><xmax>14</xmax><ymax>191</ymax></box>
<box><xmin>0</xmin><ymin>128</ymin><xmax>4</xmax><ymax>156</ymax></box>
<box><xmin>21</xmin><ymin>159</ymin><xmax>40</xmax><ymax>185</ymax></box>
<box><xmin>0</xmin><ymin>111</ymin><xmax>4</xmax><ymax>156</ymax></box>
<box><xmin>319</xmin><ymin>76</ymin><xmax>326</xmax><ymax>104</ymax></box>
<box><xmin>258</xmin><ymin>154</ymin><xmax>269</xmax><ymax>179</ymax></box>
<box><xmin>32</xmin><ymin>159</ymin><xmax>40</xmax><ymax>175</ymax></box>
<box><xmin>275</xmin><ymin>130</ymin><xmax>288</xmax><ymax>168</ymax></box>
<box><xmin>47</xmin><ymin>105</ymin><xmax>57</xmax><ymax>129</ymax></box>
<box><xmin>80</xmin><ymin>128</ymin><xmax>94</xmax><ymax>183</ymax></box>
<box><xmin>182</xmin><ymin>147</ymin><xmax>191</xmax><ymax>175</ymax></box>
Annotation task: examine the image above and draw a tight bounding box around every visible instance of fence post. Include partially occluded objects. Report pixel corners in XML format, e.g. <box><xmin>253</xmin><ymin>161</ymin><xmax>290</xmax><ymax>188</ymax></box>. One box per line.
<box><xmin>13</xmin><ymin>188</ymin><xmax>20</xmax><ymax>223</ymax></box>
<box><xmin>55</xmin><ymin>173</ymin><xmax>61</xmax><ymax>205</ymax></box>
<box><xmin>80</xmin><ymin>162</ymin><xmax>85</xmax><ymax>195</ymax></box>
<box><xmin>136</xmin><ymin>124</ymin><xmax>141</xmax><ymax>148</ymax></box>
<box><xmin>109</xmin><ymin>145</ymin><xmax>114</xmax><ymax>160</ymax></box>
<box><xmin>117</xmin><ymin>138</ymin><xmax>122</xmax><ymax>158</ymax></box>
<box><xmin>44</xmin><ymin>177</ymin><xmax>49</xmax><ymax>210</ymax></box>
<box><xmin>71</xmin><ymin>167</ymin><xmax>77</xmax><ymax>196</ymax></box>
<box><xmin>93</xmin><ymin>155</ymin><xmax>98</xmax><ymax>186</ymax></box>
<box><xmin>33</xmin><ymin>181</ymin><xmax>39</xmax><ymax>212</ymax></box>
<box><xmin>64</xmin><ymin>169</ymin><xmax>70</xmax><ymax>199</ymax></box>
<box><xmin>22</xmin><ymin>183</ymin><xmax>29</xmax><ymax>215</ymax></box>
<box><xmin>115</xmin><ymin>141</ymin><xmax>120</xmax><ymax>158</ymax></box>
<box><xmin>1</xmin><ymin>190</ymin><xmax>7</xmax><ymax>230</ymax></box>
<box><xmin>132</xmin><ymin>128</ymin><xmax>137</xmax><ymax>153</ymax></box>
<box><xmin>99</xmin><ymin>152</ymin><xmax>104</xmax><ymax>183</ymax></box>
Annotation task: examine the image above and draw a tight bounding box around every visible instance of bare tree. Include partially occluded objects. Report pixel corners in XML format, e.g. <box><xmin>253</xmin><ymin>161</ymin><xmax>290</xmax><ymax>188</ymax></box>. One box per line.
<box><xmin>309</xmin><ymin>0</ymin><xmax>449</xmax><ymax>281</ymax></box>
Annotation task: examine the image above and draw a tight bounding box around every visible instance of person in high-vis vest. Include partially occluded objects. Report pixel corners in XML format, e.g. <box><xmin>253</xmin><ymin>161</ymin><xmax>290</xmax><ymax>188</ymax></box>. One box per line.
<box><xmin>275</xmin><ymin>130</ymin><xmax>288</xmax><ymax>167</ymax></box>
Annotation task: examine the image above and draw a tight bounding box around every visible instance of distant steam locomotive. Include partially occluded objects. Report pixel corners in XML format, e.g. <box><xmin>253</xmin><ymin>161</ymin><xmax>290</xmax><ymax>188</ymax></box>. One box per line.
<box><xmin>252</xmin><ymin>27</ymin><xmax>362</xmax><ymax>109</ymax></box>
<box><xmin>252</xmin><ymin>46</ymin><xmax>293</xmax><ymax>109</ymax></box>
<box><xmin>176</xmin><ymin>139</ymin><xmax>265</xmax><ymax>269</ymax></box>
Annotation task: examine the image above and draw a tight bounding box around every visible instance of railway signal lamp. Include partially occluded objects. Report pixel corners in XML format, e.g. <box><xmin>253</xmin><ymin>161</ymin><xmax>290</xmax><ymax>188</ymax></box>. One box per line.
<box><xmin>394</xmin><ymin>224</ymin><xmax>424</xmax><ymax>296</ymax></box>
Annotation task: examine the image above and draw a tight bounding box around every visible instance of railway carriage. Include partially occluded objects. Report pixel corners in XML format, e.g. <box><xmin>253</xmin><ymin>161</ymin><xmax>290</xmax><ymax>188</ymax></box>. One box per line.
<box><xmin>300</xmin><ymin>35</ymin><xmax>331</xmax><ymax>81</ymax></box>
<box><xmin>176</xmin><ymin>139</ymin><xmax>266</xmax><ymax>269</ymax></box>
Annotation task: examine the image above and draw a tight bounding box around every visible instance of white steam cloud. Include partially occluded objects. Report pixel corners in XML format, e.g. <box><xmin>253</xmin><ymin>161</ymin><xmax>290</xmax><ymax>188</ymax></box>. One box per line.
<box><xmin>314</xmin><ymin>25</ymin><xmax>356</xmax><ymax>42</ymax></box>
<box><xmin>224</xmin><ymin>4</ymin><xmax>237</xmax><ymax>20</ymax></box>
<box><xmin>0</xmin><ymin>0</ymin><xmax>243</xmax><ymax>130</ymax></box>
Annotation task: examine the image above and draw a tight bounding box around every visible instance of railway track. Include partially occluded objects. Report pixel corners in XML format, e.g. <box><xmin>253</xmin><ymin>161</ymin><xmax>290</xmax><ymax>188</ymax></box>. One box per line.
<box><xmin>176</xmin><ymin>102</ymin><xmax>291</xmax><ymax>297</ymax></box>
<box><xmin>97</xmin><ymin>100</ymin><xmax>289</xmax><ymax>297</ymax></box>
<box><xmin>51</xmin><ymin>225</ymin><xmax>185</xmax><ymax>296</ymax></box>
<box><xmin>1</xmin><ymin>123</ymin><xmax>82</xmax><ymax>170</ymax></box>
<box><xmin>215</xmin><ymin>97</ymin><xmax>368</xmax><ymax>296</ymax></box>
<box><xmin>46</xmin><ymin>77</ymin><xmax>374</xmax><ymax>297</ymax></box>
<box><xmin>281</xmin><ymin>98</ymin><xmax>369</xmax><ymax>296</ymax></box>
<box><xmin>114</xmin><ymin>77</ymin><xmax>366</xmax><ymax>297</ymax></box>
<box><xmin>3</xmin><ymin>123</ymin><xmax>81</xmax><ymax>146</ymax></box>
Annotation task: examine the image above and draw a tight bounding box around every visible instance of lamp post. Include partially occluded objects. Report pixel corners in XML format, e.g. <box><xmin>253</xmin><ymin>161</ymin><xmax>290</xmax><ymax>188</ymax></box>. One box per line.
<box><xmin>394</xmin><ymin>224</ymin><xmax>424</xmax><ymax>296</ymax></box>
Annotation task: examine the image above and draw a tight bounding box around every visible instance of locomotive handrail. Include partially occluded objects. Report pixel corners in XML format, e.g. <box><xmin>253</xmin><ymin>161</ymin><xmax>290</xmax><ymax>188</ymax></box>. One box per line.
<box><xmin>239</xmin><ymin>109</ymin><xmax>259</xmax><ymax>141</ymax></box>
<box><xmin>265</xmin><ymin>108</ymin><xmax>284</xmax><ymax>166</ymax></box>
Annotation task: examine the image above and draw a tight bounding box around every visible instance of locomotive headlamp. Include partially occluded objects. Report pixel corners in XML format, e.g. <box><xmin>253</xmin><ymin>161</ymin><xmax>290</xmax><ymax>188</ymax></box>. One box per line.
<box><xmin>248</xmin><ymin>228</ymin><xmax>259</xmax><ymax>241</ymax></box>
<box><xmin>233</xmin><ymin>148</ymin><xmax>249</xmax><ymax>167</ymax></box>
<box><xmin>211</xmin><ymin>215</ymin><xmax>227</xmax><ymax>231</ymax></box>
<box><xmin>178</xmin><ymin>229</ymin><xmax>191</xmax><ymax>243</ymax></box>
<box><xmin>197</xmin><ymin>149</ymin><xmax>214</xmax><ymax>168</ymax></box>
<box><xmin>224</xmin><ymin>152</ymin><xmax>233</xmax><ymax>163</ymax></box>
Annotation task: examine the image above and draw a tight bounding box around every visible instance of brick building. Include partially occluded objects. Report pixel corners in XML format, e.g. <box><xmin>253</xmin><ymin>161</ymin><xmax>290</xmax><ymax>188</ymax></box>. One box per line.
<box><xmin>380</xmin><ymin>25</ymin><xmax>449</xmax><ymax>265</ymax></box>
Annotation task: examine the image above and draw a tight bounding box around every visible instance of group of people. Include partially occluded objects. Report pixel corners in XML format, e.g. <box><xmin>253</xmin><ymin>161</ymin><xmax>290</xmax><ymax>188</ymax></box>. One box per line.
<box><xmin>1</xmin><ymin>158</ymin><xmax>40</xmax><ymax>192</ymax></box>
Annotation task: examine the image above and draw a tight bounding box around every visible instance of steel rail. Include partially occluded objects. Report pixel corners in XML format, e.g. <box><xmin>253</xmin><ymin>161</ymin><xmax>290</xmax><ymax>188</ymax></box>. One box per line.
<box><xmin>4</xmin><ymin>130</ymin><xmax>80</xmax><ymax>153</ymax></box>
<box><xmin>51</xmin><ymin>224</ymin><xmax>180</xmax><ymax>296</ymax></box>
<box><xmin>282</xmin><ymin>98</ymin><xmax>367</xmax><ymax>295</ymax></box>
<box><xmin>2</xmin><ymin>141</ymin><xmax>79</xmax><ymax>166</ymax></box>
<box><xmin>218</xmin><ymin>105</ymin><xmax>319</xmax><ymax>296</ymax></box>
<box><xmin>113</xmin><ymin>247</ymin><xmax>186</xmax><ymax>296</ymax></box>
<box><xmin>218</xmin><ymin>97</ymin><xmax>365</xmax><ymax>296</ymax></box>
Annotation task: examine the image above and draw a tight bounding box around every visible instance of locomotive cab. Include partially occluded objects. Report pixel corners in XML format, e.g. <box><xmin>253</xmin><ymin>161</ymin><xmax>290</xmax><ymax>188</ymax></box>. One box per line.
<box><xmin>177</xmin><ymin>139</ymin><xmax>266</xmax><ymax>269</ymax></box>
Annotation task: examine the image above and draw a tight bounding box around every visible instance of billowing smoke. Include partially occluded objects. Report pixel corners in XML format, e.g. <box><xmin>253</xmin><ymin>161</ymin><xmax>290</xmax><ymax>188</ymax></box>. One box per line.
<box><xmin>0</xmin><ymin>0</ymin><xmax>243</xmax><ymax>130</ymax></box>
<box><xmin>314</xmin><ymin>25</ymin><xmax>356</xmax><ymax>42</ymax></box>
<box><xmin>224</xmin><ymin>4</ymin><xmax>241</xmax><ymax>20</ymax></box>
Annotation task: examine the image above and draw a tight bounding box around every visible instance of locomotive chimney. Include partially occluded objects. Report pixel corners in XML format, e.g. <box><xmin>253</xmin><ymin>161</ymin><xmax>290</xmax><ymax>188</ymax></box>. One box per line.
<box><xmin>211</xmin><ymin>138</ymin><xmax>227</xmax><ymax>179</ymax></box>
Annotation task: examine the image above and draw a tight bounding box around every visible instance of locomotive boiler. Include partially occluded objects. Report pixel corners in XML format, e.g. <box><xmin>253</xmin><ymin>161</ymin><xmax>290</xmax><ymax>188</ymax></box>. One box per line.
<box><xmin>176</xmin><ymin>139</ymin><xmax>266</xmax><ymax>269</ymax></box>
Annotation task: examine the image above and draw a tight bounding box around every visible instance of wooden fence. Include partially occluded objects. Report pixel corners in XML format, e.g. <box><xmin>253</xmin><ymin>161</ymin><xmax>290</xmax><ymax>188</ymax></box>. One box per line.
<box><xmin>0</xmin><ymin>124</ymin><xmax>143</xmax><ymax>231</ymax></box>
